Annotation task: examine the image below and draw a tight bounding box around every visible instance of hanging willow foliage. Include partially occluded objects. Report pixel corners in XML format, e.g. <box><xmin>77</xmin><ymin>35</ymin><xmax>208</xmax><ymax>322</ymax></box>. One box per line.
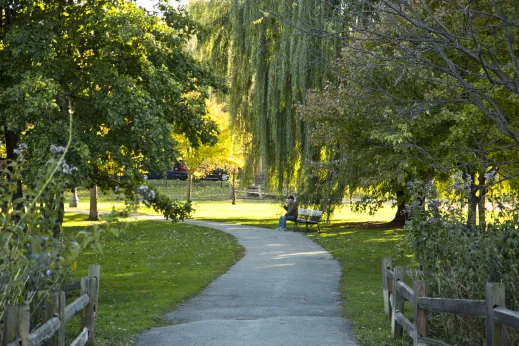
<box><xmin>189</xmin><ymin>0</ymin><xmax>343</xmax><ymax>192</ymax></box>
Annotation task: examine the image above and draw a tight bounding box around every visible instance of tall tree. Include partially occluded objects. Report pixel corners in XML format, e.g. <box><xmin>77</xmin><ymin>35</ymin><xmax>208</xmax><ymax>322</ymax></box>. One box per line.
<box><xmin>190</xmin><ymin>0</ymin><xmax>343</xmax><ymax>190</ymax></box>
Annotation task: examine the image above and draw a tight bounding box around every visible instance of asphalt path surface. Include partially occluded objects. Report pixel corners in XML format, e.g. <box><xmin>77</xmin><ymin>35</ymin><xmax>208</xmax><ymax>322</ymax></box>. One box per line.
<box><xmin>134</xmin><ymin>220</ymin><xmax>358</xmax><ymax>346</ymax></box>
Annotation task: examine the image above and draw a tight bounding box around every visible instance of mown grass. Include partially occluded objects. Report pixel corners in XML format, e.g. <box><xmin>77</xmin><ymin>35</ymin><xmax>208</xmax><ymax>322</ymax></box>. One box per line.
<box><xmin>67</xmin><ymin>186</ymin><xmax>409</xmax><ymax>345</ymax></box>
<box><xmin>307</xmin><ymin>226</ymin><xmax>408</xmax><ymax>345</ymax></box>
<box><xmin>62</xmin><ymin>213</ymin><xmax>244</xmax><ymax>346</ymax></box>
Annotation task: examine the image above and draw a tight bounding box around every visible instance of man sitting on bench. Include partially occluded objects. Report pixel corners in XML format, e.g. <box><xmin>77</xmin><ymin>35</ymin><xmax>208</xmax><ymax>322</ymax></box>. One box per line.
<box><xmin>276</xmin><ymin>195</ymin><xmax>298</xmax><ymax>231</ymax></box>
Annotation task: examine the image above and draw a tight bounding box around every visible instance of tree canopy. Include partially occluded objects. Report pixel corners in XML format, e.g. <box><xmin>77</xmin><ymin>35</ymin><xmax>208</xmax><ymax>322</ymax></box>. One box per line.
<box><xmin>0</xmin><ymin>0</ymin><xmax>222</xmax><ymax>216</ymax></box>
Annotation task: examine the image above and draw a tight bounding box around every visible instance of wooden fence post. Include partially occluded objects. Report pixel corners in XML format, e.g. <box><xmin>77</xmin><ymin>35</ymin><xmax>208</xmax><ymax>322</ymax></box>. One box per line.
<box><xmin>382</xmin><ymin>257</ymin><xmax>393</xmax><ymax>318</ymax></box>
<box><xmin>486</xmin><ymin>282</ymin><xmax>506</xmax><ymax>346</ymax></box>
<box><xmin>81</xmin><ymin>276</ymin><xmax>98</xmax><ymax>346</ymax></box>
<box><xmin>2</xmin><ymin>305</ymin><xmax>30</xmax><ymax>346</ymax></box>
<box><xmin>45</xmin><ymin>291</ymin><xmax>66</xmax><ymax>346</ymax></box>
<box><xmin>392</xmin><ymin>266</ymin><xmax>405</xmax><ymax>338</ymax></box>
<box><xmin>88</xmin><ymin>264</ymin><xmax>101</xmax><ymax>310</ymax></box>
<box><xmin>414</xmin><ymin>280</ymin><xmax>429</xmax><ymax>345</ymax></box>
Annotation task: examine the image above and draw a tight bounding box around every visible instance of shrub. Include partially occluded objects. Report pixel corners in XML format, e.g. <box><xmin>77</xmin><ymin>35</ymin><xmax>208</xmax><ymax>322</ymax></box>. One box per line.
<box><xmin>404</xmin><ymin>181</ymin><xmax>519</xmax><ymax>345</ymax></box>
<box><xmin>0</xmin><ymin>148</ymin><xmax>121</xmax><ymax>335</ymax></box>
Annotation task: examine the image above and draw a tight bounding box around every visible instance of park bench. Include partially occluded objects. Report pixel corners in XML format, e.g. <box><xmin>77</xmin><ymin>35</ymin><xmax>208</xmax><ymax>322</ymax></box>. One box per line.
<box><xmin>290</xmin><ymin>208</ymin><xmax>323</xmax><ymax>232</ymax></box>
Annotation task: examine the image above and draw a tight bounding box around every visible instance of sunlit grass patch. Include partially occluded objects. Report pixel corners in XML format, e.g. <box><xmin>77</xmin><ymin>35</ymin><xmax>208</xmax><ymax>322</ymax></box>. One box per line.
<box><xmin>308</xmin><ymin>226</ymin><xmax>408</xmax><ymax>345</ymax></box>
<box><xmin>62</xmin><ymin>214</ymin><xmax>244</xmax><ymax>346</ymax></box>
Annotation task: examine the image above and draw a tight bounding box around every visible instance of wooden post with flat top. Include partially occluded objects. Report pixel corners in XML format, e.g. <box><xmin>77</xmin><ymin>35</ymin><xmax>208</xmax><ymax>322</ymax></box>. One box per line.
<box><xmin>382</xmin><ymin>257</ymin><xmax>393</xmax><ymax>318</ymax></box>
<box><xmin>391</xmin><ymin>266</ymin><xmax>405</xmax><ymax>338</ymax></box>
<box><xmin>45</xmin><ymin>291</ymin><xmax>66</xmax><ymax>346</ymax></box>
<box><xmin>413</xmin><ymin>280</ymin><xmax>428</xmax><ymax>345</ymax></box>
<box><xmin>486</xmin><ymin>282</ymin><xmax>506</xmax><ymax>346</ymax></box>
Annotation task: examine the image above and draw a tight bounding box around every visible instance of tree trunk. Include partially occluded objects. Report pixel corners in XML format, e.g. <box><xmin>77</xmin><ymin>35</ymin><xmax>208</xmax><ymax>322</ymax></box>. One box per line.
<box><xmin>231</xmin><ymin>171</ymin><xmax>236</xmax><ymax>205</ymax></box>
<box><xmin>52</xmin><ymin>192</ymin><xmax>64</xmax><ymax>238</ymax></box>
<box><xmin>478</xmin><ymin>171</ymin><xmax>487</xmax><ymax>231</ymax></box>
<box><xmin>389</xmin><ymin>189</ymin><xmax>407</xmax><ymax>227</ymax></box>
<box><xmin>88</xmin><ymin>186</ymin><xmax>99</xmax><ymax>221</ymax></box>
<box><xmin>466</xmin><ymin>171</ymin><xmax>477</xmax><ymax>230</ymax></box>
<box><xmin>4</xmin><ymin>128</ymin><xmax>23</xmax><ymax>220</ymax></box>
<box><xmin>69</xmin><ymin>187</ymin><xmax>79</xmax><ymax>207</ymax></box>
<box><xmin>186</xmin><ymin>169</ymin><xmax>192</xmax><ymax>203</ymax></box>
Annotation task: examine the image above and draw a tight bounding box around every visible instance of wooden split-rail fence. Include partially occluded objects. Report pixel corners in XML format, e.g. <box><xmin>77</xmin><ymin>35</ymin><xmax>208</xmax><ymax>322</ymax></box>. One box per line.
<box><xmin>2</xmin><ymin>264</ymin><xmax>100</xmax><ymax>346</ymax></box>
<box><xmin>382</xmin><ymin>257</ymin><xmax>519</xmax><ymax>345</ymax></box>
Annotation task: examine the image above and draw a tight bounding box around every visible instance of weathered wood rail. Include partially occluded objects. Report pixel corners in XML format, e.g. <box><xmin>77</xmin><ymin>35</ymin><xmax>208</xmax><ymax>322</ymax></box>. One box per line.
<box><xmin>2</xmin><ymin>264</ymin><xmax>100</xmax><ymax>346</ymax></box>
<box><xmin>382</xmin><ymin>257</ymin><xmax>519</xmax><ymax>345</ymax></box>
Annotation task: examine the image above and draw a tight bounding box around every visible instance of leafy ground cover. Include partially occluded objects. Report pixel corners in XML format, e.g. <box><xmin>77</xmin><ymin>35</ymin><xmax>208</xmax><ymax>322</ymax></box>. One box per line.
<box><xmin>62</xmin><ymin>214</ymin><xmax>244</xmax><ymax>346</ymax></box>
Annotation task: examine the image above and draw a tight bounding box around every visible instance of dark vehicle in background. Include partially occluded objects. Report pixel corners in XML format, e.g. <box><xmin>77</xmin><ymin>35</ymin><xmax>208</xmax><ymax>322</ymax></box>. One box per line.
<box><xmin>146</xmin><ymin>163</ymin><xmax>228</xmax><ymax>182</ymax></box>
<box><xmin>200</xmin><ymin>168</ymin><xmax>228</xmax><ymax>181</ymax></box>
<box><xmin>147</xmin><ymin>172</ymin><xmax>164</xmax><ymax>179</ymax></box>
<box><xmin>145</xmin><ymin>161</ymin><xmax>188</xmax><ymax>180</ymax></box>
<box><xmin>167</xmin><ymin>161</ymin><xmax>188</xmax><ymax>180</ymax></box>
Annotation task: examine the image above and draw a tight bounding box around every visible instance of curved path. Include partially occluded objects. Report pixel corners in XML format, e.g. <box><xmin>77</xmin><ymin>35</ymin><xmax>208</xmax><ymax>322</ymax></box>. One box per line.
<box><xmin>134</xmin><ymin>220</ymin><xmax>358</xmax><ymax>346</ymax></box>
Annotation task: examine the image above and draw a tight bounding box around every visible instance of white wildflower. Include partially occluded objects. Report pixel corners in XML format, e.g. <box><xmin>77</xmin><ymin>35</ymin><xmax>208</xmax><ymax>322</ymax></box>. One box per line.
<box><xmin>62</xmin><ymin>162</ymin><xmax>78</xmax><ymax>175</ymax></box>
<box><xmin>50</xmin><ymin>144</ymin><xmax>66</xmax><ymax>154</ymax></box>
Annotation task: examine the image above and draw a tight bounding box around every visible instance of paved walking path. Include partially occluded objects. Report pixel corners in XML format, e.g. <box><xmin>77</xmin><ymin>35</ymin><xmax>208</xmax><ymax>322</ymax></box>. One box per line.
<box><xmin>134</xmin><ymin>220</ymin><xmax>358</xmax><ymax>346</ymax></box>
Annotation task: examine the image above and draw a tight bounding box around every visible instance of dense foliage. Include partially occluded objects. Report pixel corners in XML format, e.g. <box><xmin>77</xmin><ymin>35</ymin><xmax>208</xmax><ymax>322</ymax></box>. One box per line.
<box><xmin>404</xmin><ymin>180</ymin><xmax>519</xmax><ymax>344</ymax></box>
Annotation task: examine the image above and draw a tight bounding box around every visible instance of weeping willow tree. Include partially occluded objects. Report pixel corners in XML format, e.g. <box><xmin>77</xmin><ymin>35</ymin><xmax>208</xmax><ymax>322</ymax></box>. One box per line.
<box><xmin>189</xmin><ymin>0</ymin><xmax>343</xmax><ymax>192</ymax></box>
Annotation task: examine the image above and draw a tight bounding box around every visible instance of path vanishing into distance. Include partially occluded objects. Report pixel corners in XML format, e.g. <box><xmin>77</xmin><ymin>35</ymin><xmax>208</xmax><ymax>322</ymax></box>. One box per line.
<box><xmin>134</xmin><ymin>220</ymin><xmax>358</xmax><ymax>346</ymax></box>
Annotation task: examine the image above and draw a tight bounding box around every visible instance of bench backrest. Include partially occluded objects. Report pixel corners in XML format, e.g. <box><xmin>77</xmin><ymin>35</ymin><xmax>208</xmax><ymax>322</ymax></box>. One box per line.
<box><xmin>298</xmin><ymin>208</ymin><xmax>310</xmax><ymax>217</ymax></box>
<box><xmin>309</xmin><ymin>210</ymin><xmax>323</xmax><ymax>222</ymax></box>
<box><xmin>298</xmin><ymin>209</ymin><xmax>323</xmax><ymax>221</ymax></box>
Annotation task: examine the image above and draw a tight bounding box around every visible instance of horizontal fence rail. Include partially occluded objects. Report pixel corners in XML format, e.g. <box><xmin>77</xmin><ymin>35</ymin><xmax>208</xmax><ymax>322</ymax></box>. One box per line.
<box><xmin>417</xmin><ymin>297</ymin><xmax>486</xmax><ymax>317</ymax></box>
<box><xmin>28</xmin><ymin>317</ymin><xmax>61</xmax><ymax>346</ymax></box>
<box><xmin>64</xmin><ymin>295</ymin><xmax>90</xmax><ymax>323</ymax></box>
<box><xmin>69</xmin><ymin>328</ymin><xmax>89</xmax><ymax>346</ymax></box>
<box><xmin>2</xmin><ymin>264</ymin><xmax>100</xmax><ymax>346</ymax></box>
<box><xmin>493</xmin><ymin>308</ymin><xmax>519</xmax><ymax>330</ymax></box>
<box><xmin>382</xmin><ymin>257</ymin><xmax>519</xmax><ymax>346</ymax></box>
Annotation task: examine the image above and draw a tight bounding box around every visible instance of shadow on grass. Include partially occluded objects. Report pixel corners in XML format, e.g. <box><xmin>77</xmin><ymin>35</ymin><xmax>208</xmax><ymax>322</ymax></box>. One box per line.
<box><xmin>324</xmin><ymin>220</ymin><xmax>404</xmax><ymax>231</ymax></box>
<box><xmin>64</xmin><ymin>213</ymin><xmax>91</xmax><ymax>222</ymax></box>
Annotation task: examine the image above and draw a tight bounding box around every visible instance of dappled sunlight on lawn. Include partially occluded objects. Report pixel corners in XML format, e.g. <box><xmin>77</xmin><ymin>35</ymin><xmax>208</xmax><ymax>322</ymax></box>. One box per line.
<box><xmin>365</xmin><ymin>236</ymin><xmax>403</xmax><ymax>243</ymax></box>
<box><xmin>339</xmin><ymin>231</ymin><xmax>353</xmax><ymax>235</ymax></box>
<box><xmin>192</xmin><ymin>200</ymin><xmax>283</xmax><ymax>220</ymax></box>
<box><xmin>320</xmin><ymin>232</ymin><xmax>338</xmax><ymax>237</ymax></box>
<box><xmin>65</xmin><ymin>190</ymin><xmax>398</xmax><ymax>227</ymax></box>
<box><xmin>330</xmin><ymin>203</ymin><xmax>395</xmax><ymax>223</ymax></box>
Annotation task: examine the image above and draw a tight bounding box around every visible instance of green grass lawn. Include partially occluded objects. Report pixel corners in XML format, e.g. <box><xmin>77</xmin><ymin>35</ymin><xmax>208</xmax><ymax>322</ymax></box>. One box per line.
<box><xmin>307</xmin><ymin>226</ymin><xmax>407</xmax><ymax>346</ymax></box>
<box><xmin>66</xmin><ymin>188</ymin><xmax>409</xmax><ymax>345</ymax></box>
<box><xmin>63</xmin><ymin>214</ymin><xmax>244</xmax><ymax>346</ymax></box>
